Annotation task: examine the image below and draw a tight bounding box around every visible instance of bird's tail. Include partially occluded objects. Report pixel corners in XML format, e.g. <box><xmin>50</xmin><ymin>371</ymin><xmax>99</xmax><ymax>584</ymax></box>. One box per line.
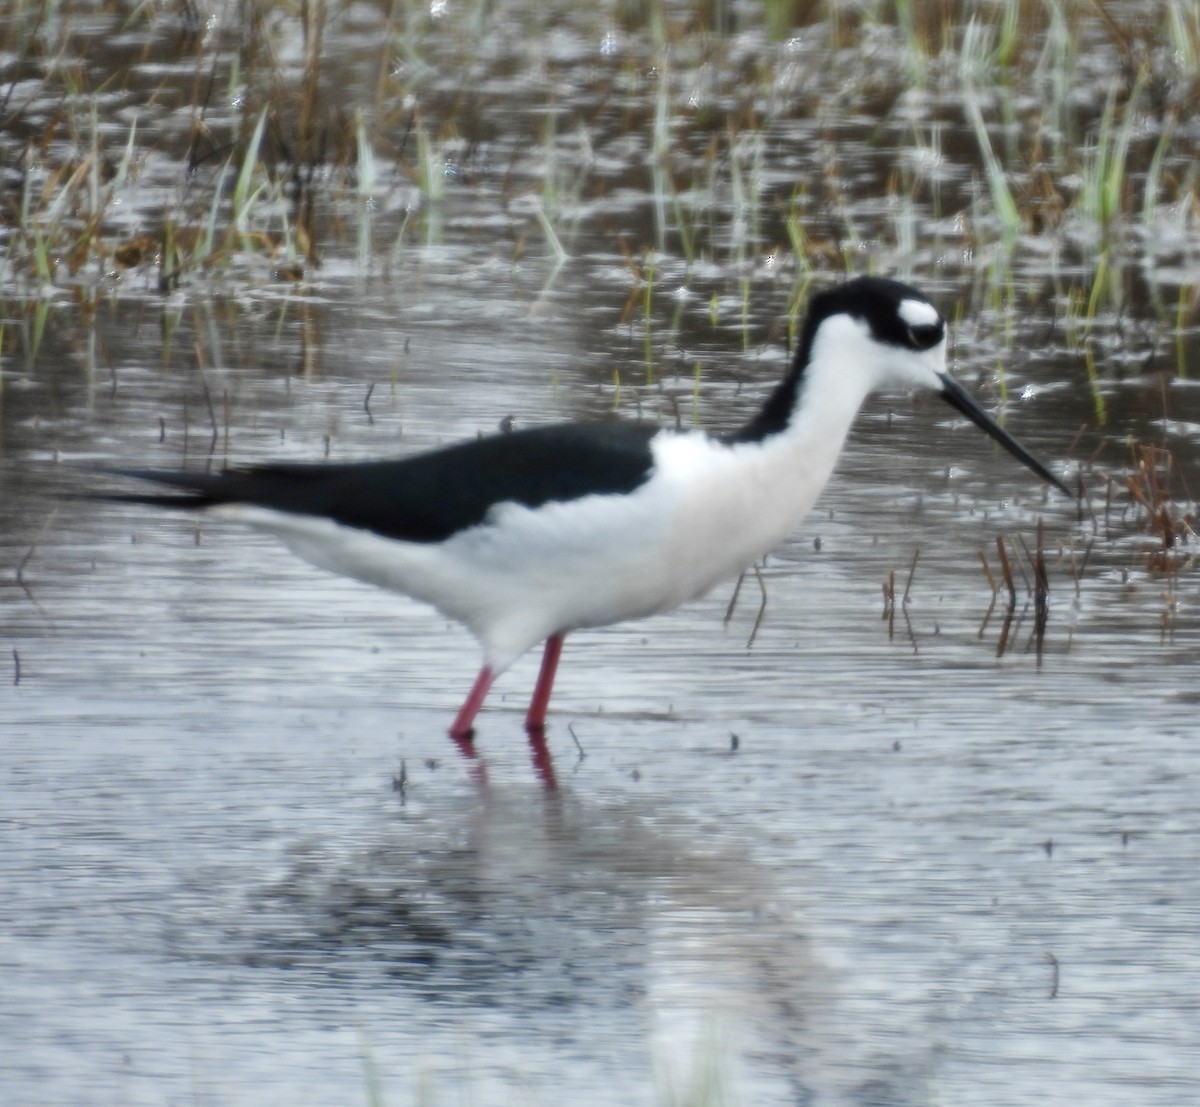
<box><xmin>68</xmin><ymin>467</ymin><xmax>228</xmax><ymax>509</ymax></box>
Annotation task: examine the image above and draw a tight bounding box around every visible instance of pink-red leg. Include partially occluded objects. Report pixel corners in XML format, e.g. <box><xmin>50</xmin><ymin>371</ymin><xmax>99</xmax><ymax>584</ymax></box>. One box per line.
<box><xmin>450</xmin><ymin>665</ymin><xmax>495</xmax><ymax>743</ymax></box>
<box><xmin>525</xmin><ymin>634</ymin><xmax>564</xmax><ymax>733</ymax></box>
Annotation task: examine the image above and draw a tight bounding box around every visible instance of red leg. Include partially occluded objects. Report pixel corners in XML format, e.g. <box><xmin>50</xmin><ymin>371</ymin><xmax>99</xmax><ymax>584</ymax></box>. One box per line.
<box><xmin>450</xmin><ymin>665</ymin><xmax>494</xmax><ymax>742</ymax></box>
<box><xmin>525</xmin><ymin>634</ymin><xmax>564</xmax><ymax>733</ymax></box>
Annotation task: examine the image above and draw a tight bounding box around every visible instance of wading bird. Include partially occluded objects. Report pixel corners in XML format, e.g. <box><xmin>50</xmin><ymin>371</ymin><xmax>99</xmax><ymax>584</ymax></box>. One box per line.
<box><xmin>96</xmin><ymin>277</ymin><xmax>1069</xmax><ymax>757</ymax></box>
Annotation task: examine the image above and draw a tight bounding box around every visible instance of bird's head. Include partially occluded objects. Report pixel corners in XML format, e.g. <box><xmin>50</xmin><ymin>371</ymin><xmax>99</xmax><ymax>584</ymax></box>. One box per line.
<box><xmin>803</xmin><ymin>276</ymin><xmax>1070</xmax><ymax>497</ymax></box>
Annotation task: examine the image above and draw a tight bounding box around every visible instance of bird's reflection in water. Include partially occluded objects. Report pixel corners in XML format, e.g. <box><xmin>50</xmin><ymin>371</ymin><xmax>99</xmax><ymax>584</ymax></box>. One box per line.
<box><xmin>447</xmin><ymin>726</ymin><xmax>558</xmax><ymax>789</ymax></box>
<box><xmin>240</xmin><ymin>782</ymin><xmax>853</xmax><ymax>1103</ymax></box>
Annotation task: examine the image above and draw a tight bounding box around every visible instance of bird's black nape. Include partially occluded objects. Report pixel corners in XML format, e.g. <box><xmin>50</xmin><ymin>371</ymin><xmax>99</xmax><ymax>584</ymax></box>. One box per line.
<box><xmin>727</xmin><ymin>276</ymin><xmax>943</xmax><ymax>443</ymax></box>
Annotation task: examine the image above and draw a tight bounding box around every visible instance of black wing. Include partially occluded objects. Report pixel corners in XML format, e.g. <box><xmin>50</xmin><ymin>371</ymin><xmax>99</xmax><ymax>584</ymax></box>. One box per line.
<box><xmin>97</xmin><ymin>421</ymin><xmax>661</xmax><ymax>543</ymax></box>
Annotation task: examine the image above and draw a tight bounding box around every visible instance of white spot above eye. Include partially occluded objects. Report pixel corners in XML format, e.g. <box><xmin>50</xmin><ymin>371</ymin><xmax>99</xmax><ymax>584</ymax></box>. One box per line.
<box><xmin>898</xmin><ymin>298</ymin><xmax>941</xmax><ymax>328</ymax></box>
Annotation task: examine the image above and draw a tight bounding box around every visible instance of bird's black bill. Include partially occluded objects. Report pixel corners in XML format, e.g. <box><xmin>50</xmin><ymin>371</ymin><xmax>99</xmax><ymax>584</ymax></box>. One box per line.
<box><xmin>938</xmin><ymin>373</ymin><xmax>1072</xmax><ymax>497</ymax></box>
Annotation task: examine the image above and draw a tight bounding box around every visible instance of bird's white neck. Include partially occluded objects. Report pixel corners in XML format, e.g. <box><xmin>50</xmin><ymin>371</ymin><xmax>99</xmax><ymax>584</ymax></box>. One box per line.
<box><xmin>758</xmin><ymin>317</ymin><xmax>883</xmax><ymax>500</ymax></box>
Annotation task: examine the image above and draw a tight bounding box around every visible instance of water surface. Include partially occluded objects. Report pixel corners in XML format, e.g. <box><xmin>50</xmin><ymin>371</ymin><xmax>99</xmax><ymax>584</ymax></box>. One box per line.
<box><xmin>3</xmin><ymin>2</ymin><xmax>1199</xmax><ymax>1104</ymax></box>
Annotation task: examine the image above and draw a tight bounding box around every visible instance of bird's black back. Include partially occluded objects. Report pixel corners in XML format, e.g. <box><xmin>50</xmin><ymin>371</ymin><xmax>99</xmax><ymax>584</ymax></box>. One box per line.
<box><xmin>102</xmin><ymin>421</ymin><xmax>660</xmax><ymax>543</ymax></box>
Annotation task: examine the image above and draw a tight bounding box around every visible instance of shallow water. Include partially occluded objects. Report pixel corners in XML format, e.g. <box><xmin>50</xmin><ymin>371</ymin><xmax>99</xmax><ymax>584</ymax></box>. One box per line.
<box><xmin>3</xmin><ymin>2</ymin><xmax>1200</xmax><ymax>1105</ymax></box>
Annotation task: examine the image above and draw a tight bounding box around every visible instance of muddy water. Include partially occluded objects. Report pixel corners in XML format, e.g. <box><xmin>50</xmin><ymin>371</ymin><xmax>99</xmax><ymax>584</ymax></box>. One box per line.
<box><xmin>4</xmin><ymin>3</ymin><xmax>1200</xmax><ymax>1105</ymax></box>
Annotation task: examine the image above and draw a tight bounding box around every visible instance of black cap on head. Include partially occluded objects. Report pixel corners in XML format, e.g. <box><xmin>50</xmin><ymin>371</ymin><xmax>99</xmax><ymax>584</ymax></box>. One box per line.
<box><xmin>805</xmin><ymin>276</ymin><xmax>946</xmax><ymax>354</ymax></box>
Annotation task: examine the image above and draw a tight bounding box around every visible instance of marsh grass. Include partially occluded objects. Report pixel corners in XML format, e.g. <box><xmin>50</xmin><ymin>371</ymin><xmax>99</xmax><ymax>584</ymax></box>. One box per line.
<box><xmin>1115</xmin><ymin>441</ymin><xmax>1196</xmax><ymax>575</ymax></box>
<box><xmin>3</xmin><ymin>2</ymin><xmax>1196</xmax><ymax>304</ymax></box>
<box><xmin>976</xmin><ymin>522</ymin><xmax>1054</xmax><ymax>662</ymax></box>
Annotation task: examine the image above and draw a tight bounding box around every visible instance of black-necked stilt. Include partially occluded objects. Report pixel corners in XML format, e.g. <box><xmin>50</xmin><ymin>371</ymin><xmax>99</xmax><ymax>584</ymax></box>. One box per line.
<box><xmin>96</xmin><ymin>277</ymin><xmax>1069</xmax><ymax>747</ymax></box>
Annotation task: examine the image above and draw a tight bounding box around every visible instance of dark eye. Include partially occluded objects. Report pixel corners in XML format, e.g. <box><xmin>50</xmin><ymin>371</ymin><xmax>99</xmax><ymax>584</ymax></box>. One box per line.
<box><xmin>907</xmin><ymin>323</ymin><xmax>943</xmax><ymax>350</ymax></box>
